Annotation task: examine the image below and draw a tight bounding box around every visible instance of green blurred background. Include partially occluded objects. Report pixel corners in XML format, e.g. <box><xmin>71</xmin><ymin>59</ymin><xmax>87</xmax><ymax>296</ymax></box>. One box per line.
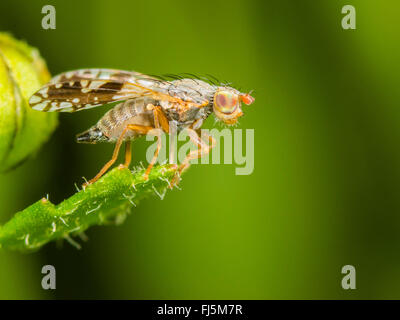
<box><xmin>0</xmin><ymin>0</ymin><xmax>399</xmax><ymax>299</ymax></box>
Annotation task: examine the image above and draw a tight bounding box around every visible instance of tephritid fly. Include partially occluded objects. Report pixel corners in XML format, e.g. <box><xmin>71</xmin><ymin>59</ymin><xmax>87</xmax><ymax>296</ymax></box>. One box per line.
<box><xmin>29</xmin><ymin>68</ymin><xmax>255</xmax><ymax>186</ymax></box>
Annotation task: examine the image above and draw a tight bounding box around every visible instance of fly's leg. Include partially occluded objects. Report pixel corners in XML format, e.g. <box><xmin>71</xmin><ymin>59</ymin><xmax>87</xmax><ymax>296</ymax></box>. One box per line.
<box><xmin>181</xmin><ymin>130</ymin><xmax>216</xmax><ymax>174</ymax></box>
<box><xmin>143</xmin><ymin>128</ymin><xmax>162</xmax><ymax>180</ymax></box>
<box><xmin>171</xmin><ymin>129</ymin><xmax>216</xmax><ymax>187</ymax></box>
<box><xmin>83</xmin><ymin>124</ymin><xmax>153</xmax><ymax>188</ymax></box>
<box><xmin>124</xmin><ymin>140</ymin><xmax>132</xmax><ymax>167</ymax></box>
<box><xmin>143</xmin><ymin>105</ymin><xmax>170</xmax><ymax>180</ymax></box>
<box><xmin>168</xmin><ymin>121</ymin><xmax>178</xmax><ymax>168</ymax></box>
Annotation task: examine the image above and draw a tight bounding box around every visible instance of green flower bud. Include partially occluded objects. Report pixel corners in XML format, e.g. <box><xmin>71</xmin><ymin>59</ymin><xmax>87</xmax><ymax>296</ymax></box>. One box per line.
<box><xmin>0</xmin><ymin>33</ymin><xmax>57</xmax><ymax>172</ymax></box>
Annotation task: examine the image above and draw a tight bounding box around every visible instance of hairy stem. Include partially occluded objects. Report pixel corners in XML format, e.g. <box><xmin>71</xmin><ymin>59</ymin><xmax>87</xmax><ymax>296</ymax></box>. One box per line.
<box><xmin>0</xmin><ymin>164</ymin><xmax>177</xmax><ymax>252</ymax></box>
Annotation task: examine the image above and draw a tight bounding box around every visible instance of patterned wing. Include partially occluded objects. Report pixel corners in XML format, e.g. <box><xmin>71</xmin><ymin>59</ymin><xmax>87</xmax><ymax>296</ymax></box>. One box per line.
<box><xmin>48</xmin><ymin>68</ymin><xmax>155</xmax><ymax>84</ymax></box>
<box><xmin>29</xmin><ymin>69</ymin><xmax>180</xmax><ymax>112</ymax></box>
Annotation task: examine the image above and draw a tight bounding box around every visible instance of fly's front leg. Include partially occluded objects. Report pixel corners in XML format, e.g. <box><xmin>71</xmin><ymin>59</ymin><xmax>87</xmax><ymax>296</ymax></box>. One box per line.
<box><xmin>83</xmin><ymin>124</ymin><xmax>153</xmax><ymax>188</ymax></box>
<box><xmin>171</xmin><ymin>129</ymin><xmax>216</xmax><ymax>187</ymax></box>
<box><xmin>143</xmin><ymin>105</ymin><xmax>170</xmax><ymax>180</ymax></box>
<box><xmin>179</xmin><ymin>129</ymin><xmax>216</xmax><ymax>174</ymax></box>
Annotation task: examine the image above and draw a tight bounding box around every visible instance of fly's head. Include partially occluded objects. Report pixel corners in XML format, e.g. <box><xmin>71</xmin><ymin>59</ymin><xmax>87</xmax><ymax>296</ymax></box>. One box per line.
<box><xmin>212</xmin><ymin>87</ymin><xmax>254</xmax><ymax>125</ymax></box>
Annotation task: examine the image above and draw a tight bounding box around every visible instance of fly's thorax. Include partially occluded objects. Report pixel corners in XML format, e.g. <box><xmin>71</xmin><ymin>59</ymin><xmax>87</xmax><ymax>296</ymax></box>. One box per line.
<box><xmin>157</xmin><ymin>78</ymin><xmax>218</xmax><ymax>125</ymax></box>
<box><xmin>161</xmin><ymin>100</ymin><xmax>213</xmax><ymax>127</ymax></box>
<box><xmin>164</xmin><ymin>79</ymin><xmax>216</xmax><ymax>104</ymax></box>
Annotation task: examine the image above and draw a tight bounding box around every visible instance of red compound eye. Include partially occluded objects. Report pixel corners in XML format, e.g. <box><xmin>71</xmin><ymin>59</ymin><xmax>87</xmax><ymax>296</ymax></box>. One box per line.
<box><xmin>216</xmin><ymin>93</ymin><xmax>227</xmax><ymax>107</ymax></box>
<box><xmin>215</xmin><ymin>91</ymin><xmax>238</xmax><ymax>114</ymax></box>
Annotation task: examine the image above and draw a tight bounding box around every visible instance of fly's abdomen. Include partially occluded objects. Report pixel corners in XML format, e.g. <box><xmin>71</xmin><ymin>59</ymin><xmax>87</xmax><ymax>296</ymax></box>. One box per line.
<box><xmin>76</xmin><ymin>127</ymin><xmax>108</xmax><ymax>144</ymax></box>
<box><xmin>76</xmin><ymin>98</ymin><xmax>155</xmax><ymax>144</ymax></box>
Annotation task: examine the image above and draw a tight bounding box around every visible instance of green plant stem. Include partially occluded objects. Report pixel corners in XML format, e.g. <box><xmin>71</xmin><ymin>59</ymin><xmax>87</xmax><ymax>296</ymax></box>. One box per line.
<box><xmin>0</xmin><ymin>164</ymin><xmax>177</xmax><ymax>252</ymax></box>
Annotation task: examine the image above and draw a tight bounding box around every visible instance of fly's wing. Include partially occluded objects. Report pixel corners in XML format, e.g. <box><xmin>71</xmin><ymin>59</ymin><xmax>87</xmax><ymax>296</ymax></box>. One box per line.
<box><xmin>29</xmin><ymin>68</ymin><xmax>187</xmax><ymax>112</ymax></box>
<box><xmin>48</xmin><ymin>68</ymin><xmax>155</xmax><ymax>84</ymax></box>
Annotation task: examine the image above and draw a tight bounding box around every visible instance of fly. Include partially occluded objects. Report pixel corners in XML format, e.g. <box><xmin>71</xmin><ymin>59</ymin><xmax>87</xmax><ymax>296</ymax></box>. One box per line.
<box><xmin>29</xmin><ymin>68</ymin><xmax>255</xmax><ymax>187</ymax></box>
